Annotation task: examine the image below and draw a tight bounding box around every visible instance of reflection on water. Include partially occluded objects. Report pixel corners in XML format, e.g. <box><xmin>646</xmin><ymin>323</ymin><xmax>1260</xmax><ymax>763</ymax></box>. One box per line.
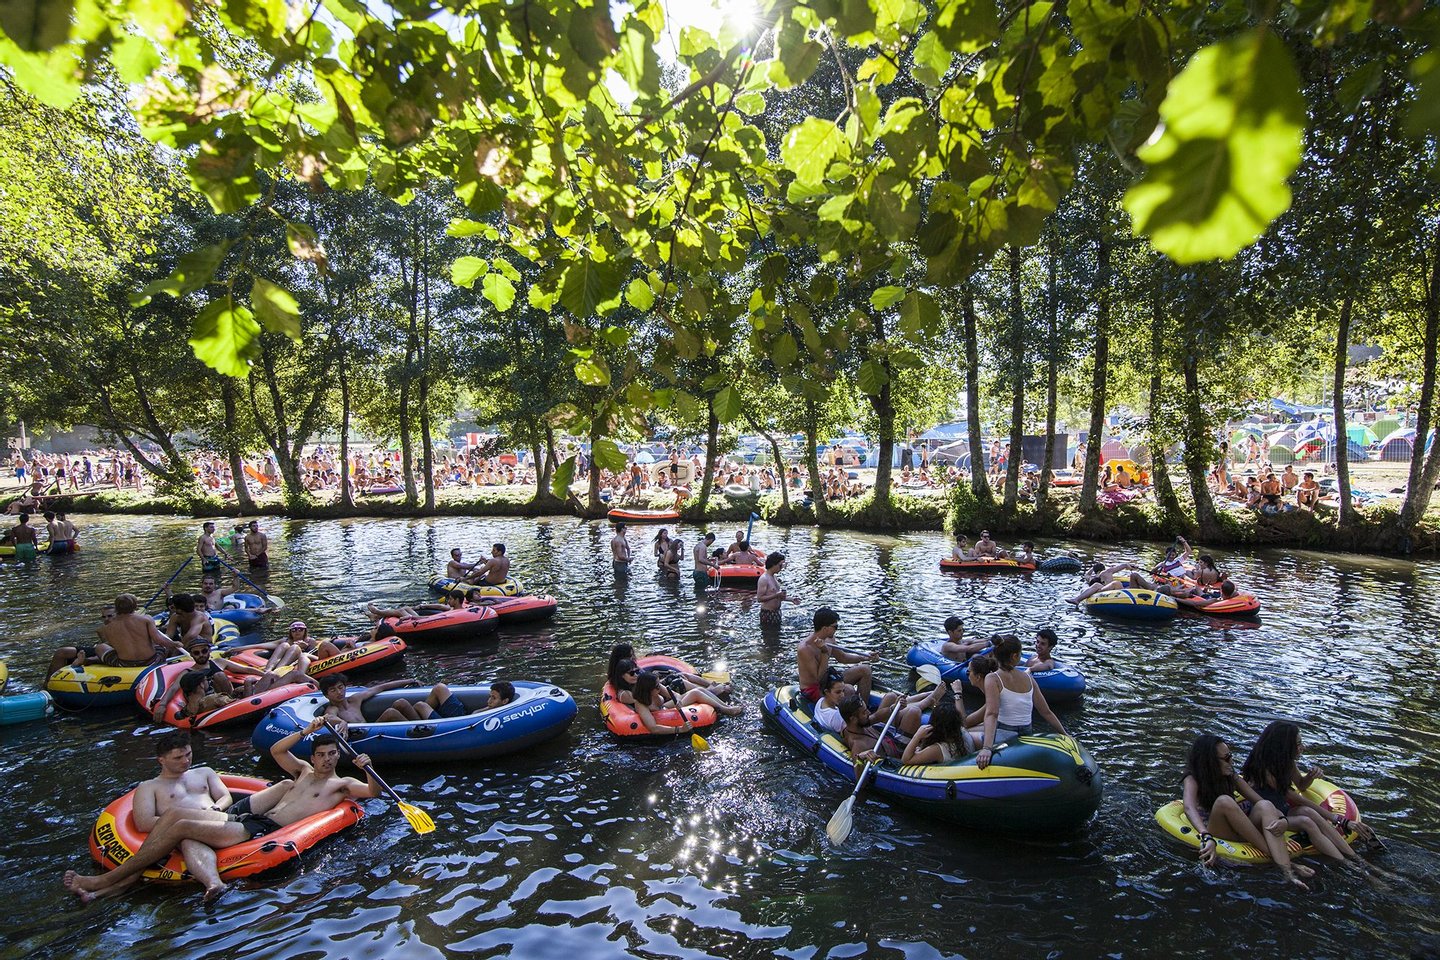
<box><xmin>1</xmin><ymin>516</ymin><xmax>1438</xmax><ymax>958</ymax></box>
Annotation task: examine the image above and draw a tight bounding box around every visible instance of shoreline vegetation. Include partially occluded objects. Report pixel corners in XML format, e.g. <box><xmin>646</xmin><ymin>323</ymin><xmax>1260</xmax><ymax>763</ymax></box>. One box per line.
<box><xmin>16</xmin><ymin>484</ymin><xmax>1437</xmax><ymax>559</ymax></box>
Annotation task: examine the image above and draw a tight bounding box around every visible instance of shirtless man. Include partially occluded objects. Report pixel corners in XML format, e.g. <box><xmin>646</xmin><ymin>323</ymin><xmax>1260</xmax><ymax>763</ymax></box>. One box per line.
<box><xmin>446</xmin><ymin>548</ymin><xmax>479</xmax><ymax>581</ymax></box>
<box><xmin>316</xmin><ymin>673</ymin><xmax>433</xmax><ymax>734</ymax></box>
<box><xmin>64</xmin><ymin>718</ymin><xmax>379</xmax><ymax>904</ymax></box>
<box><xmin>973</xmin><ymin>530</ymin><xmax>1007</xmax><ymax>560</ymax></box>
<box><xmin>163</xmin><ymin>593</ymin><xmax>217</xmax><ymax>649</ymax></box>
<box><xmin>723</xmin><ymin>540</ymin><xmax>765</xmax><ymax>566</ymax></box>
<box><xmin>1</xmin><ymin>512</ymin><xmax>38</xmax><ymax>560</ymax></box>
<box><xmin>97</xmin><ymin>593</ymin><xmax>185</xmax><ymax>667</ymax></box>
<box><xmin>843</xmin><ymin>684</ymin><xmax>950</xmax><ymax>759</ymax></box>
<box><xmin>797</xmin><ymin>607</ymin><xmax>875</xmax><ymax>703</ymax></box>
<box><xmin>1296</xmin><ymin>471</ymin><xmax>1321</xmax><ymax>510</ymax></box>
<box><xmin>196</xmin><ymin>521</ymin><xmax>226</xmax><ymax>574</ymax></box>
<box><xmin>43</xmin><ymin>511</ymin><xmax>70</xmax><ymax>552</ymax></box>
<box><xmin>197</xmin><ymin>575</ymin><xmax>241</xmax><ymax>613</ymax></box>
<box><xmin>242</xmin><ymin>520</ymin><xmax>269</xmax><ymax>568</ymax></box>
<box><xmin>691</xmin><ymin>532</ymin><xmax>718</xmax><ymax>588</ymax></box>
<box><xmin>463</xmin><ymin>543</ymin><xmax>511</xmax><ymax>586</ymax></box>
<box><xmin>67</xmin><ymin>732</ymin><xmax>234</xmax><ymax>901</ymax></box>
<box><xmin>364</xmin><ymin>594</ymin><xmax>462</xmax><ymax>641</ymax></box>
<box><xmin>756</xmin><ymin>552</ymin><xmax>795</xmax><ymax>631</ymax></box>
<box><xmin>1015</xmin><ymin>541</ymin><xmax>1037</xmax><ymax>566</ymax></box>
<box><xmin>724</xmin><ymin>530</ymin><xmax>748</xmax><ymax>557</ymax></box>
<box><xmin>950</xmin><ymin>534</ymin><xmax>974</xmax><ymax>561</ymax></box>
<box><xmin>46</xmin><ymin>605</ymin><xmax>116</xmax><ymax>679</ymax></box>
<box><xmin>610</xmin><ymin>522</ymin><xmax>632</xmax><ymax>577</ymax></box>
<box><xmin>939</xmin><ymin>615</ymin><xmax>986</xmax><ymax>661</ymax></box>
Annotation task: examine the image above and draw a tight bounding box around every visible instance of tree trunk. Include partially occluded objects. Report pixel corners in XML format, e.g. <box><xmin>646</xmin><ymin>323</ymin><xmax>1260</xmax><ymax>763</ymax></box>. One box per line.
<box><xmin>1334</xmin><ymin>293</ymin><xmax>1356</xmax><ymax>526</ymax></box>
<box><xmin>695</xmin><ymin>396</ymin><xmax>720</xmax><ymax>512</ymax></box>
<box><xmin>962</xmin><ymin>287</ymin><xmax>992</xmax><ymax>503</ymax></box>
<box><xmin>535</xmin><ymin>423</ymin><xmax>558</xmax><ymax>501</ymax></box>
<box><xmin>746</xmin><ymin>415</ymin><xmax>792</xmax><ymax>513</ymax></box>
<box><xmin>869</xmin><ymin>374</ymin><xmax>895</xmax><ymax>508</ymax></box>
<box><xmin>419</xmin><ymin>232</ymin><xmax>435</xmax><ymax>514</ymax></box>
<box><xmin>1397</xmin><ymin>224</ymin><xmax>1440</xmax><ymax>540</ymax></box>
<box><xmin>254</xmin><ymin>342</ymin><xmax>305</xmax><ymax>502</ymax></box>
<box><xmin>803</xmin><ymin>395</ymin><xmax>829</xmax><ymax>522</ymax></box>
<box><xmin>1003</xmin><ymin>245</ymin><xmax>1025</xmax><ymax>511</ymax></box>
<box><xmin>1148</xmin><ymin>288</ymin><xmax>1182</xmax><ymax>523</ymax></box>
<box><xmin>338</xmin><ymin>346</ymin><xmax>353</xmax><ymax>510</ymax></box>
<box><xmin>1036</xmin><ymin>233</ymin><xmax>1059</xmax><ymax>512</ymax></box>
<box><xmin>221</xmin><ymin>378</ymin><xmax>257</xmax><ymax>511</ymax></box>
<box><xmin>1182</xmin><ymin>349</ymin><xmax>1222</xmax><ymax>539</ymax></box>
<box><xmin>1079</xmin><ymin>236</ymin><xmax>1110</xmax><ymax>514</ymax></box>
<box><xmin>586</xmin><ymin>419</ymin><xmax>603</xmax><ymax>511</ymax></box>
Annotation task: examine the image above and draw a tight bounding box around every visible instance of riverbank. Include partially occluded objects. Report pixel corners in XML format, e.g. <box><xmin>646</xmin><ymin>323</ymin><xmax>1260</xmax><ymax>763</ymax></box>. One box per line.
<box><xmin>7</xmin><ymin>479</ymin><xmax>1438</xmax><ymax>558</ymax></box>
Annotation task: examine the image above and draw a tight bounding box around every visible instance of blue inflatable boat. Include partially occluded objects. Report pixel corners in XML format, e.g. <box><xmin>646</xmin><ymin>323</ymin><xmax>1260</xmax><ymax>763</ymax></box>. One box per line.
<box><xmin>215</xmin><ymin>593</ymin><xmax>269</xmax><ymax>628</ymax></box>
<box><xmin>905</xmin><ymin>639</ymin><xmax>1086</xmax><ymax>704</ymax></box>
<box><xmin>252</xmin><ymin>681</ymin><xmax>578</xmax><ymax>762</ymax></box>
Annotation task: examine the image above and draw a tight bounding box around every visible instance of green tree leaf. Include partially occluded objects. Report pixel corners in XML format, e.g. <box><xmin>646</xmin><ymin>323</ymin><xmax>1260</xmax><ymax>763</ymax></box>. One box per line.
<box><xmin>592</xmin><ymin>438</ymin><xmax>628</xmax><ymax>472</ymax></box>
<box><xmin>870</xmin><ymin>286</ymin><xmax>906</xmax><ymax>309</ymax></box>
<box><xmin>0</xmin><ymin>0</ymin><xmax>73</xmax><ymax>52</ymax></box>
<box><xmin>250</xmin><ymin>277</ymin><xmax>301</xmax><ymax>340</ymax></box>
<box><xmin>858</xmin><ymin>359</ymin><xmax>889</xmax><ymax>394</ymax></box>
<box><xmin>898</xmin><ymin>291</ymin><xmax>941</xmax><ymax>336</ymax></box>
<box><xmin>482</xmin><ymin>272</ymin><xmax>516</xmax><ymax>311</ymax></box>
<box><xmin>625</xmin><ymin>277</ymin><xmax>654</xmax><ymax>310</ymax></box>
<box><xmin>781</xmin><ymin>117</ymin><xmax>847</xmax><ymax>187</ymax></box>
<box><xmin>550</xmin><ymin>455</ymin><xmax>576</xmax><ymax>498</ymax></box>
<box><xmin>451</xmin><ymin>255</ymin><xmax>488</xmax><ymax>288</ymax></box>
<box><xmin>714</xmin><ymin>384</ymin><xmax>741</xmax><ymax>423</ymax></box>
<box><xmin>131</xmin><ymin>242</ymin><xmax>232</xmax><ymax>306</ymax></box>
<box><xmin>772</xmin><ymin>332</ymin><xmax>798</xmax><ymax>368</ymax></box>
<box><xmin>1124</xmin><ymin>28</ymin><xmax>1306</xmax><ymax>263</ymax></box>
<box><xmin>574</xmin><ymin>355</ymin><xmax>611</xmax><ymax>385</ymax></box>
<box><xmin>189</xmin><ymin>296</ymin><xmax>260</xmax><ymax>377</ymax></box>
<box><xmin>560</xmin><ymin>257</ymin><xmax>622</xmax><ymax>316</ymax></box>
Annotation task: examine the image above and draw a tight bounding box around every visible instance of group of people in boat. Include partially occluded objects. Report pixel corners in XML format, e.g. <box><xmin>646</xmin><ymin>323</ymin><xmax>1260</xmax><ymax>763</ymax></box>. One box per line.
<box><xmin>1065</xmin><ymin>536</ymin><xmax>1248</xmax><ymax>608</ymax></box>
<box><xmin>950</xmin><ymin>530</ymin><xmax>1037</xmax><ymax>565</ymax></box>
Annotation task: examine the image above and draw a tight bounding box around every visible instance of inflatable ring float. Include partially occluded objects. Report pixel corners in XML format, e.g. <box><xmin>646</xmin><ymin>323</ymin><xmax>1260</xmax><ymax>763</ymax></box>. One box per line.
<box><xmin>1083</xmin><ymin>589</ymin><xmax>1178</xmax><ymax>621</ymax></box>
<box><xmin>89</xmin><ymin>773</ymin><xmax>362</xmax><ymax>883</ymax></box>
<box><xmin>708</xmin><ymin>563</ymin><xmax>764</xmax><ymax>586</ymax></box>
<box><xmin>722</xmin><ymin>484</ymin><xmax>756</xmax><ymax>497</ymax></box>
<box><xmin>764</xmin><ymin>684</ymin><xmax>1102</xmax><ymax>832</ymax></box>
<box><xmin>135</xmin><ymin>661</ymin><xmax>316</xmax><ymax>730</ymax></box>
<box><xmin>252</xmin><ymin>681</ymin><xmax>579</xmax><ymax>762</ymax></box>
<box><xmin>1038</xmin><ymin>556</ymin><xmax>1084</xmax><ymax>573</ymax></box>
<box><xmin>1155</xmin><ymin>778</ymin><xmax>1361</xmax><ymax>864</ymax></box>
<box><xmin>601</xmin><ymin>655</ymin><xmax>721</xmax><ymax>738</ymax></box>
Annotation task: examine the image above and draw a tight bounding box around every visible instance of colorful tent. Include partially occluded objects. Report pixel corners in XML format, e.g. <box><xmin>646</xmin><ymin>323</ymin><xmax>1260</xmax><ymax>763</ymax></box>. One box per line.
<box><xmin>1346</xmin><ymin>425</ymin><xmax>1378</xmax><ymax>446</ymax></box>
<box><xmin>1268</xmin><ymin>444</ymin><xmax>1296</xmax><ymax>465</ymax></box>
<box><xmin>1377</xmin><ymin>436</ymin><xmax>1413</xmax><ymax>461</ymax></box>
<box><xmin>1100</xmin><ymin>439</ymin><xmax>1130</xmax><ymax>460</ymax></box>
<box><xmin>1371</xmin><ymin>418</ymin><xmax>1401</xmax><ymax>439</ymax></box>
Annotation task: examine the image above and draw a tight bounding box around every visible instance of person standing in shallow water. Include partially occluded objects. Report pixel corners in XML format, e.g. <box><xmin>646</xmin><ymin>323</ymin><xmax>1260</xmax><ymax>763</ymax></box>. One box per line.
<box><xmin>755</xmin><ymin>552</ymin><xmax>794</xmax><ymax>631</ymax></box>
<box><xmin>610</xmin><ymin>522</ymin><xmax>631</xmax><ymax>578</ymax></box>
<box><xmin>243</xmin><ymin>520</ymin><xmax>269</xmax><ymax>569</ymax></box>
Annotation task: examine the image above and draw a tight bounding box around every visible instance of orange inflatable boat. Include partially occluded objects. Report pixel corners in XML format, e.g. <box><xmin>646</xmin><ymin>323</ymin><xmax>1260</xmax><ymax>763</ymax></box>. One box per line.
<box><xmin>600</xmin><ymin>655</ymin><xmax>717</xmax><ymax>737</ymax></box>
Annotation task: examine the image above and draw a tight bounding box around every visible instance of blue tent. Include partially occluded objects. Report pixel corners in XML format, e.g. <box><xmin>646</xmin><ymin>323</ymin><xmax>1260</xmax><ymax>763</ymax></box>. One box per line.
<box><xmin>1270</xmin><ymin>398</ymin><xmax>1299</xmax><ymax>415</ymax></box>
<box><xmin>919</xmin><ymin>421</ymin><xmax>968</xmax><ymax>441</ymax></box>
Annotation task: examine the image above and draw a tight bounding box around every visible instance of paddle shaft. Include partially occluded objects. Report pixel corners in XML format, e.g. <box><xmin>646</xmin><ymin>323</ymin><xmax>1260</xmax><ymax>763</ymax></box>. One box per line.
<box><xmin>844</xmin><ymin>696</ymin><xmax>905</xmax><ymax>802</ymax></box>
<box><xmin>326</xmin><ymin>720</ymin><xmax>404</xmax><ymax>805</ymax></box>
<box><xmin>217</xmin><ymin>553</ymin><xmax>273</xmax><ymax>601</ymax></box>
<box><xmin>142</xmin><ymin>556</ymin><xmax>192</xmax><ymax>611</ymax></box>
<box><xmin>829</xmin><ymin>645</ymin><xmax>913</xmax><ymax>674</ymax></box>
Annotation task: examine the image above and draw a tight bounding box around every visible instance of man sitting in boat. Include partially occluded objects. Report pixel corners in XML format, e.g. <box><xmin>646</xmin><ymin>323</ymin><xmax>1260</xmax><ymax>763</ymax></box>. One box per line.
<box><xmin>1177</xmin><ymin>580</ymin><xmax>1246</xmax><ymax>610</ymax></box>
<box><xmin>45</xmin><ymin>603</ymin><xmax>115</xmax><ymax>678</ymax></box>
<box><xmin>461</xmin><ymin>543</ymin><xmax>512</xmax><ymax>586</ymax></box>
<box><xmin>446</xmin><ymin>548</ymin><xmax>477</xmax><ymax>581</ymax></box>
<box><xmin>974</xmin><ymin>530</ymin><xmax>1008</xmax><ymax>560</ymax></box>
<box><xmin>1026</xmin><ymin>629</ymin><xmax>1058</xmax><ymax>673</ymax></box>
<box><xmin>1151</xmin><ymin>537</ymin><xmax>1192</xmax><ymax>579</ymax></box>
<box><xmin>316</xmin><ymin>673</ymin><xmax>516</xmax><ymax>736</ymax></box>
<box><xmin>798</xmin><ymin>608</ymin><xmax>876</xmax><ymax>704</ymax></box>
<box><xmin>722</xmin><ymin>540</ymin><xmax>764</xmax><ymax>566</ymax></box>
<box><xmin>841</xmin><ymin>683</ymin><xmax>951</xmax><ymax>759</ymax></box>
<box><xmin>97</xmin><ymin>593</ymin><xmax>186</xmax><ymax>668</ymax></box>
<box><xmin>940</xmin><ymin>616</ymin><xmax>987</xmax><ymax>661</ymax></box>
<box><xmin>950</xmin><ymin>534</ymin><xmax>974</xmax><ymax>561</ymax></box>
<box><xmin>64</xmin><ymin>719</ymin><xmax>379</xmax><ymax>904</ymax></box>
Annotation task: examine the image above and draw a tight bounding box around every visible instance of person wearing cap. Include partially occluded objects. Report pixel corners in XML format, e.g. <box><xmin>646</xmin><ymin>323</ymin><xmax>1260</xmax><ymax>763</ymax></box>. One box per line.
<box><xmin>1151</xmin><ymin>536</ymin><xmax>1192</xmax><ymax>580</ymax></box>
<box><xmin>755</xmin><ymin>552</ymin><xmax>795</xmax><ymax>630</ymax></box>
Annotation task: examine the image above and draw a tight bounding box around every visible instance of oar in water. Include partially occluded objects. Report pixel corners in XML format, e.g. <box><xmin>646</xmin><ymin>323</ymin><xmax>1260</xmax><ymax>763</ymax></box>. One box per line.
<box><xmin>142</xmin><ymin>556</ymin><xmax>192</xmax><ymax>611</ymax></box>
<box><xmin>324</xmin><ymin>719</ymin><xmax>435</xmax><ymax>834</ymax></box>
<box><xmin>216</xmin><ymin>554</ymin><xmax>285</xmax><ymax>610</ymax></box>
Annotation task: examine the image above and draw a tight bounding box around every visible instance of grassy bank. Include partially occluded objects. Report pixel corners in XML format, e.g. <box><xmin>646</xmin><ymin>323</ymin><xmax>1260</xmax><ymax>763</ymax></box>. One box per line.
<box><xmin>6</xmin><ymin>484</ymin><xmax>1437</xmax><ymax>558</ymax></box>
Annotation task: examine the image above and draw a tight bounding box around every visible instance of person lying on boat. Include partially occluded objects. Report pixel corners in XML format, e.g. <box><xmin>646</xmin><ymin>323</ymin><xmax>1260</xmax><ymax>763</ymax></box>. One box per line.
<box><xmin>605</xmin><ymin>643</ymin><xmax>732</xmax><ymax>699</ymax></box>
<box><xmin>1240</xmin><ymin>720</ymin><xmax>1390</xmax><ymax>880</ymax></box>
<box><xmin>939</xmin><ymin>616</ymin><xmax>987</xmax><ymax>661</ymax></box>
<box><xmin>45</xmin><ymin>603</ymin><xmax>114</xmax><ymax>678</ymax></box>
<box><xmin>63</xmin><ymin>718</ymin><xmax>379</xmax><ymax>905</ymax></box>
<box><xmin>950</xmin><ymin>534</ymin><xmax>975</xmax><ymax>561</ymax></box>
<box><xmin>1065</xmin><ymin>562</ymin><xmax>1137</xmax><ymax>603</ymax></box>
<box><xmin>971</xmin><ymin>636</ymin><xmax>1069</xmax><ymax>771</ymax></box>
<box><xmin>629</xmin><ymin>669</ymin><xmax>743</xmax><ymax>735</ymax></box>
<box><xmin>845</xmin><ymin>682</ymin><xmax>953</xmax><ymax>760</ymax></box>
<box><xmin>1026</xmin><ymin>629</ymin><xmax>1058</xmax><ymax>673</ymax></box>
<box><xmin>149</xmin><ymin>639</ymin><xmax>301</xmax><ymax>723</ymax></box>
<box><xmin>798</xmin><ymin>607</ymin><xmax>874</xmax><ymax>703</ymax></box>
<box><xmin>900</xmin><ymin>693</ymin><xmax>976</xmax><ymax>765</ymax></box>
<box><xmin>1181</xmin><ymin>732</ymin><xmax>1315</xmax><ymax>890</ymax></box>
<box><xmin>610</xmin><ymin>659</ymin><xmax>742</xmax><ymax>718</ymax></box>
<box><xmin>359</xmin><ymin>679</ymin><xmax>517</xmax><ymax>726</ymax></box>
<box><xmin>317</xmin><ymin>673</ymin><xmax>446</xmax><ymax>736</ymax></box>
<box><xmin>365</xmin><ymin>595</ymin><xmax>464</xmax><ymax>640</ymax></box>
<box><xmin>230</xmin><ymin>621</ymin><xmax>356</xmax><ymax>674</ymax></box>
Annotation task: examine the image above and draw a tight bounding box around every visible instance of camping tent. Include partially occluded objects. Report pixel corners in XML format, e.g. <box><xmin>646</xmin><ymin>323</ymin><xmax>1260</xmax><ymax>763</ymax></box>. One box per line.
<box><xmin>1377</xmin><ymin>436</ymin><xmax>1413</xmax><ymax>461</ymax></box>
<box><xmin>919</xmin><ymin>422</ymin><xmax>968</xmax><ymax>442</ymax></box>
<box><xmin>1346</xmin><ymin>425</ymin><xmax>1378</xmax><ymax>446</ymax></box>
<box><xmin>1322</xmin><ymin>439</ymin><xmax>1371</xmax><ymax>461</ymax></box>
<box><xmin>1371</xmin><ymin>417</ymin><xmax>1402</xmax><ymax>439</ymax></box>
<box><xmin>1270</xmin><ymin>398</ymin><xmax>1300</xmax><ymax>415</ymax></box>
<box><xmin>1268</xmin><ymin>444</ymin><xmax>1296</xmax><ymax>465</ymax></box>
<box><xmin>1100</xmin><ymin>439</ymin><xmax>1129</xmax><ymax>460</ymax></box>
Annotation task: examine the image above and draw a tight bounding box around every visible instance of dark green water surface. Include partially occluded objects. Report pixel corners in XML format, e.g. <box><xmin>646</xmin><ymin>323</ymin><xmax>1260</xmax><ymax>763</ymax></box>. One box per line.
<box><xmin>1</xmin><ymin>515</ymin><xmax>1436</xmax><ymax>958</ymax></box>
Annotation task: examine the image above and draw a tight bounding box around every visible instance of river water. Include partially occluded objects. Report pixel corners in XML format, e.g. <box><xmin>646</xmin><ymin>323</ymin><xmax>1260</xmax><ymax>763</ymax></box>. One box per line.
<box><xmin>1</xmin><ymin>515</ymin><xmax>1436</xmax><ymax>959</ymax></box>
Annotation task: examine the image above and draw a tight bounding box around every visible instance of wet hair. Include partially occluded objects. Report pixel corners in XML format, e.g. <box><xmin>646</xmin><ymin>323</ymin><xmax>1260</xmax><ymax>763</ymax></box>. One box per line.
<box><xmin>451</xmin><ymin>548</ymin><xmax>462</xmax><ymax>558</ymax></box>
<box><xmin>1241</xmin><ymin>720</ymin><xmax>1302</xmax><ymax>793</ymax></box>
<box><xmin>114</xmin><ymin>593</ymin><xmax>138</xmax><ymax>615</ymax></box>
<box><xmin>943</xmin><ymin>615</ymin><xmax>963</xmax><ymax>633</ymax></box>
<box><xmin>1035</xmin><ymin>628</ymin><xmax>1058</xmax><ymax>650</ymax></box>
<box><xmin>155</xmin><ymin>730</ymin><xmax>192</xmax><ymax>756</ymax></box>
<box><xmin>703</xmin><ymin>532</ymin><xmax>715</xmax><ymax>543</ymax></box>
<box><xmin>967</xmin><ymin>654</ymin><xmax>999</xmax><ymax>682</ymax></box>
<box><xmin>923</xmin><ymin>696</ymin><xmax>966</xmax><ymax>757</ymax></box>
<box><xmin>179</xmin><ymin>671</ymin><xmax>208</xmax><ymax>695</ymax></box>
<box><xmin>43</xmin><ymin>510</ymin><xmax>54</xmax><ymax>521</ymax></box>
<box><xmin>318</xmin><ymin>673</ymin><xmax>347</xmax><ymax>694</ymax></box>
<box><xmin>610</xmin><ymin>658</ymin><xmax>639</xmax><ymax>693</ymax></box>
<box><xmin>491</xmin><ymin>680</ymin><xmax>515</xmax><ymax>704</ymax></box>
<box><xmin>1220</xmin><ymin>581</ymin><xmax>1236</xmax><ymax>598</ymax></box>
<box><xmin>1185</xmin><ymin>733</ymin><xmax>1234</xmax><ymax>810</ymax></box>
<box><xmin>311</xmin><ymin>733</ymin><xmax>340</xmax><ymax>752</ymax></box>
<box><xmin>171</xmin><ymin>593</ymin><xmax>196</xmax><ymax>613</ymax></box>
<box><xmin>839</xmin><ymin>695</ymin><xmax>866</xmax><ymax>725</ymax></box>
<box><xmin>992</xmin><ymin>634</ymin><xmax>1023</xmax><ymax>667</ymax></box>
<box><xmin>766</xmin><ymin>551</ymin><xmax>785</xmax><ymax>571</ymax></box>
<box><xmin>813</xmin><ymin>607</ymin><xmax>839</xmax><ymax>630</ymax></box>
<box><xmin>614</xmin><ymin>521</ymin><xmax>627</xmax><ymax>531</ymax></box>
<box><xmin>632</xmin><ymin>670</ymin><xmax>661</xmax><ymax>705</ymax></box>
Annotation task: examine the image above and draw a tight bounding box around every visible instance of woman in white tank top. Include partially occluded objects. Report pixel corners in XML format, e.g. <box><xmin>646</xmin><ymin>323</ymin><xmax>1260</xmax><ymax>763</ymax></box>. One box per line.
<box><xmin>975</xmin><ymin>635</ymin><xmax>1070</xmax><ymax>770</ymax></box>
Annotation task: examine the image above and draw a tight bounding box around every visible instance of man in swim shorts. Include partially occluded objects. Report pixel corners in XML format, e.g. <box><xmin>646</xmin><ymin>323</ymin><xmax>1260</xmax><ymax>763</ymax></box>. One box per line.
<box><xmin>797</xmin><ymin>608</ymin><xmax>875</xmax><ymax>703</ymax></box>
<box><xmin>756</xmin><ymin>552</ymin><xmax>794</xmax><ymax>630</ymax></box>
<box><xmin>692</xmin><ymin>532</ymin><xmax>717</xmax><ymax>588</ymax></box>
<box><xmin>64</xmin><ymin>718</ymin><xmax>379</xmax><ymax>904</ymax></box>
<box><xmin>197</xmin><ymin>521</ymin><xmax>225</xmax><ymax>573</ymax></box>
<box><xmin>1</xmin><ymin>511</ymin><xmax>39</xmax><ymax>560</ymax></box>
<box><xmin>243</xmin><ymin>520</ymin><xmax>269</xmax><ymax>568</ymax></box>
<box><xmin>611</xmin><ymin>522</ymin><xmax>631</xmax><ymax>577</ymax></box>
<box><xmin>96</xmin><ymin>593</ymin><xmax>185</xmax><ymax>667</ymax></box>
<box><xmin>317</xmin><ymin>672</ymin><xmax>440</xmax><ymax>734</ymax></box>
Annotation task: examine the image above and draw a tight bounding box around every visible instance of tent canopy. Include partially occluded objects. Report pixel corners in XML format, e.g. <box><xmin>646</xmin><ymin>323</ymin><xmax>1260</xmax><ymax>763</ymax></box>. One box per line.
<box><xmin>1270</xmin><ymin>398</ymin><xmax>1299</xmax><ymax>415</ymax></box>
<box><xmin>918</xmin><ymin>421</ymin><xmax>969</xmax><ymax>441</ymax></box>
